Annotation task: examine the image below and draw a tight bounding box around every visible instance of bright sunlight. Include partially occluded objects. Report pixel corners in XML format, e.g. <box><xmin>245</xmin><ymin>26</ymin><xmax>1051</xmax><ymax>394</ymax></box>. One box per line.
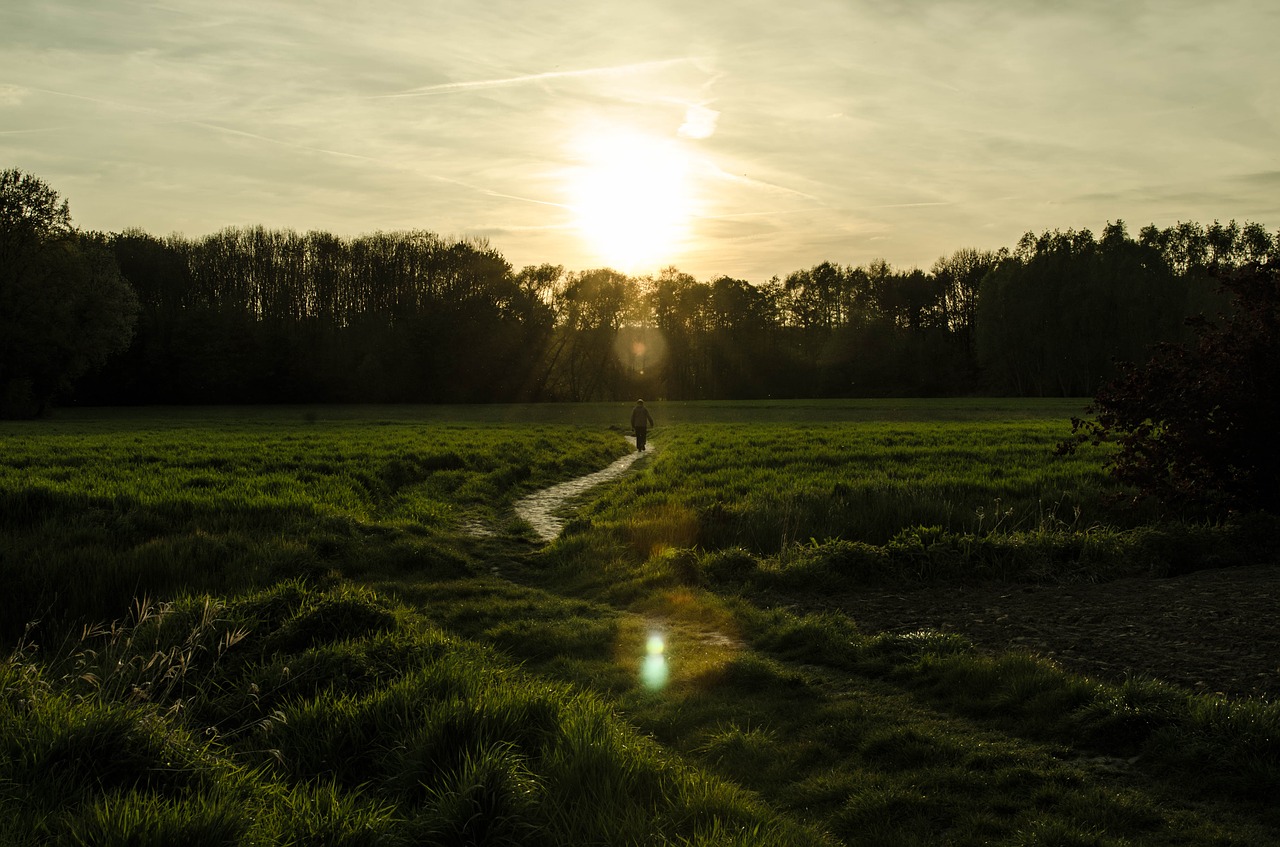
<box><xmin>566</xmin><ymin>128</ymin><xmax>695</xmax><ymax>272</ymax></box>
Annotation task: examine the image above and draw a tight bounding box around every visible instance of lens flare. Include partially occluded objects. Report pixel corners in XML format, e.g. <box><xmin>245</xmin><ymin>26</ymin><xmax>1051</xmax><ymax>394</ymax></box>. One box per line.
<box><xmin>641</xmin><ymin>633</ymin><xmax>669</xmax><ymax>690</ymax></box>
<box><xmin>613</xmin><ymin>328</ymin><xmax>667</xmax><ymax>376</ymax></box>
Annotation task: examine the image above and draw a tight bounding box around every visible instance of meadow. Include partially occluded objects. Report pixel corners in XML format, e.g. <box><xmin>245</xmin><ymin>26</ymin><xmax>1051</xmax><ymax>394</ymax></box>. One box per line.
<box><xmin>2</xmin><ymin>401</ymin><xmax>1278</xmax><ymax>845</ymax></box>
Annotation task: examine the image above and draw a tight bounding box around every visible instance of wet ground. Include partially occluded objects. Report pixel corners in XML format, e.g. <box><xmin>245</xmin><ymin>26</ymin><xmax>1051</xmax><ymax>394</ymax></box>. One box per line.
<box><xmin>514</xmin><ymin>436</ymin><xmax>649</xmax><ymax>542</ymax></box>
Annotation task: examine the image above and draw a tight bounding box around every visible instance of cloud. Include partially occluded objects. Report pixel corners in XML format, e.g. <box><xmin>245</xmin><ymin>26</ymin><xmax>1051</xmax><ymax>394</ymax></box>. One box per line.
<box><xmin>678</xmin><ymin>104</ymin><xmax>719</xmax><ymax>139</ymax></box>
<box><xmin>3</xmin><ymin>0</ymin><xmax>1277</xmax><ymax>280</ymax></box>
<box><xmin>1230</xmin><ymin>171</ymin><xmax>1280</xmax><ymax>189</ymax></box>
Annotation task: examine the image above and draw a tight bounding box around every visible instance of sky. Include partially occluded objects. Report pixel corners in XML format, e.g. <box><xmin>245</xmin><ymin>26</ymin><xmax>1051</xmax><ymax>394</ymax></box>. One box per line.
<box><xmin>3</xmin><ymin>0</ymin><xmax>1278</xmax><ymax>282</ymax></box>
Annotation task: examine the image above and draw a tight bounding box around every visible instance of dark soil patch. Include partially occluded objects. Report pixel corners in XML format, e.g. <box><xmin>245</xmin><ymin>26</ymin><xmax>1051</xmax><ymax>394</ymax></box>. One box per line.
<box><xmin>831</xmin><ymin>565</ymin><xmax>1280</xmax><ymax>699</ymax></box>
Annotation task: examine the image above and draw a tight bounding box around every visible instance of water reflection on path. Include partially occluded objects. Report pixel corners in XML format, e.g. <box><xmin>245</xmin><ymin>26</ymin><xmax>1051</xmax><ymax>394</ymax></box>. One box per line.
<box><xmin>515</xmin><ymin>437</ymin><xmax>650</xmax><ymax>542</ymax></box>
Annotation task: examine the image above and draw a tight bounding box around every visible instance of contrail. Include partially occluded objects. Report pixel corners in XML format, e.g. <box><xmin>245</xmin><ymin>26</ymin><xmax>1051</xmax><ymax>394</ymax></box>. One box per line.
<box><xmin>705</xmin><ymin>164</ymin><xmax>822</xmax><ymax>202</ymax></box>
<box><xmin>8</xmin><ymin>85</ymin><xmax>158</xmax><ymax>112</ymax></box>
<box><xmin>703</xmin><ymin>207</ymin><xmax>826</xmax><ymax>221</ymax></box>
<box><xmin>188</xmin><ymin>121</ymin><xmax>375</xmax><ymax>163</ymax></box>
<box><xmin>368</xmin><ymin>58</ymin><xmax>696</xmax><ymax>99</ymax></box>
<box><xmin>0</xmin><ymin>86</ymin><xmax>189</xmax><ymax>135</ymax></box>
<box><xmin>864</xmin><ymin>201</ymin><xmax>954</xmax><ymax>209</ymax></box>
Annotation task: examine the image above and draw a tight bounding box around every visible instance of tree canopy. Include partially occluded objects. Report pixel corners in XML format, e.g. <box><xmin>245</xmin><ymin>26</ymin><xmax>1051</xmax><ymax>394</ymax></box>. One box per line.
<box><xmin>7</xmin><ymin>169</ymin><xmax>1275</xmax><ymax>411</ymax></box>
<box><xmin>0</xmin><ymin>169</ymin><xmax>137</xmax><ymax>416</ymax></box>
<box><xmin>68</xmin><ymin>219</ymin><xmax>1274</xmax><ymax>408</ymax></box>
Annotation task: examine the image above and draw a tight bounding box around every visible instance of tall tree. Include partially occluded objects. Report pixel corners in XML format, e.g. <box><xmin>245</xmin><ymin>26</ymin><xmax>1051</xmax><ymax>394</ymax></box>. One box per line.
<box><xmin>0</xmin><ymin>170</ymin><xmax>137</xmax><ymax>416</ymax></box>
<box><xmin>977</xmin><ymin>225</ymin><xmax>1191</xmax><ymax>396</ymax></box>
<box><xmin>644</xmin><ymin>267</ymin><xmax>703</xmax><ymax>399</ymax></box>
<box><xmin>549</xmin><ymin>268</ymin><xmax>637</xmax><ymax>401</ymax></box>
<box><xmin>931</xmin><ymin>247</ymin><xmax>1001</xmax><ymax>362</ymax></box>
<box><xmin>705</xmin><ymin>275</ymin><xmax>778</xmax><ymax>398</ymax></box>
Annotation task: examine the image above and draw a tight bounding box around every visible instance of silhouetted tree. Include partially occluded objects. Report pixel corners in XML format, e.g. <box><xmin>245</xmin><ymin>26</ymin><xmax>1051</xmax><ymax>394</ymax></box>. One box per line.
<box><xmin>932</xmin><ymin>247</ymin><xmax>1001</xmax><ymax>361</ymax></box>
<box><xmin>644</xmin><ymin>267</ymin><xmax>703</xmax><ymax>399</ymax></box>
<box><xmin>977</xmin><ymin>224</ymin><xmax>1195</xmax><ymax>396</ymax></box>
<box><xmin>0</xmin><ymin>170</ymin><xmax>137</xmax><ymax>416</ymax></box>
<box><xmin>548</xmin><ymin>268</ymin><xmax>636</xmax><ymax>401</ymax></box>
<box><xmin>47</xmin><ymin>195</ymin><xmax>1273</xmax><ymax>407</ymax></box>
<box><xmin>706</xmin><ymin>275</ymin><xmax>781</xmax><ymax>398</ymax></box>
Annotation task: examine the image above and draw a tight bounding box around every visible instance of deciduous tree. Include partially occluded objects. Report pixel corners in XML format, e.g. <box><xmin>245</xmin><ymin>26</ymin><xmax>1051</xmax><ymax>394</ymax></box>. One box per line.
<box><xmin>0</xmin><ymin>169</ymin><xmax>137</xmax><ymax>416</ymax></box>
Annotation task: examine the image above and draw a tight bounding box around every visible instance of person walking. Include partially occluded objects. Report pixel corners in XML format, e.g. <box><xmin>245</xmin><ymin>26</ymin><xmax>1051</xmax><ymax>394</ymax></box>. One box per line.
<box><xmin>630</xmin><ymin>399</ymin><xmax>654</xmax><ymax>452</ymax></box>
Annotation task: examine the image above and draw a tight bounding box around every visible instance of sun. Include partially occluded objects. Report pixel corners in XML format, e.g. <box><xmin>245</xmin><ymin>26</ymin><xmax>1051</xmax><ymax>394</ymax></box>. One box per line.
<box><xmin>566</xmin><ymin>128</ymin><xmax>695</xmax><ymax>272</ymax></box>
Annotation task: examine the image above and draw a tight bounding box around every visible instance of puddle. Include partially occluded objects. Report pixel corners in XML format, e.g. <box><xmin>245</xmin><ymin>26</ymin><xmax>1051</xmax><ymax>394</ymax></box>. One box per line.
<box><xmin>460</xmin><ymin>519</ymin><xmax>496</xmax><ymax>538</ymax></box>
<box><xmin>515</xmin><ymin>437</ymin><xmax>650</xmax><ymax>542</ymax></box>
<box><xmin>511</xmin><ymin>444</ymin><xmax>744</xmax><ymax>658</ymax></box>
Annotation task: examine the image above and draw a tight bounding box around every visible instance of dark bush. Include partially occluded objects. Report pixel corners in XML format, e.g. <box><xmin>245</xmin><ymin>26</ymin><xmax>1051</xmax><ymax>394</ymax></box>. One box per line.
<box><xmin>1063</xmin><ymin>259</ymin><xmax>1280</xmax><ymax>515</ymax></box>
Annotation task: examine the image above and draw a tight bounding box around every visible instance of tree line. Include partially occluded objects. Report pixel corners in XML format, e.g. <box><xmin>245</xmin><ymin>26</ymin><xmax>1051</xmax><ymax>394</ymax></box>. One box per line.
<box><xmin>3</xmin><ymin>169</ymin><xmax>1276</xmax><ymax>411</ymax></box>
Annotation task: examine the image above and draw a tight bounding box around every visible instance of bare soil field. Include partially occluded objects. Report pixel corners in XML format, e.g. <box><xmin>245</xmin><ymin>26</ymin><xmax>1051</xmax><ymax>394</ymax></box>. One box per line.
<box><xmin>834</xmin><ymin>565</ymin><xmax>1280</xmax><ymax>699</ymax></box>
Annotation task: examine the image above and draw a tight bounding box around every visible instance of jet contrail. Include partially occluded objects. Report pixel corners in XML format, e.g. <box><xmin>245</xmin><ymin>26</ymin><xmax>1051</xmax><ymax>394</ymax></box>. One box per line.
<box><xmin>368</xmin><ymin>58</ymin><xmax>696</xmax><ymax>99</ymax></box>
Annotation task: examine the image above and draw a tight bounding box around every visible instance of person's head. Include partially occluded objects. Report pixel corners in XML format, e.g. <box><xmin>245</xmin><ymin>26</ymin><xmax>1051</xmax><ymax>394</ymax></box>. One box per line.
<box><xmin>636</xmin><ymin>399</ymin><xmax>644</xmax><ymax>405</ymax></box>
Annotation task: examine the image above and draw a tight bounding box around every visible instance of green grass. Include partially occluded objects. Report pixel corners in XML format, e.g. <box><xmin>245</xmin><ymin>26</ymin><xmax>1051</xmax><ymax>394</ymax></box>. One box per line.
<box><xmin>2</xmin><ymin>581</ymin><xmax>819</xmax><ymax>846</ymax></box>
<box><xmin>574</xmin><ymin>416</ymin><xmax>1114</xmax><ymax>550</ymax></box>
<box><xmin>385</xmin><ymin>574</ymin><xmax>1280</xmax><ymax>844</ymax></box>
<box><xmin>3</xmin><ymin>401</ymin><xmax>1279</xmax><ymax>845</ymax></box>
<box><xmin>0</xmin><ymin>408</ymin><xmax>629</xmax><ymax>639</ymax></box>
<box><xmin>537</xmin><ymin>411</ymin><xmax>1275</xmax><ymax>606</ymax></box>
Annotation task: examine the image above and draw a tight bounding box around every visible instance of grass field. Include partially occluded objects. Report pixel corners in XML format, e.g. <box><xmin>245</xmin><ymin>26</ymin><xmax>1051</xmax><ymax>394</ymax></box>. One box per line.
<box><xmin>3</xmin><ymin>401</ymin><xmax>1278</xmax><ymax>845</ymax></box>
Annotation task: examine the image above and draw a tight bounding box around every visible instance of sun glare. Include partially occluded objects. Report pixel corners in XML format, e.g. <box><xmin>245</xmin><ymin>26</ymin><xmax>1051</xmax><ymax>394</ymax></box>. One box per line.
<box><xmin>567</xmin><ymin>128</ymin><xmax>695</xmax><ymax>272</ymax></box>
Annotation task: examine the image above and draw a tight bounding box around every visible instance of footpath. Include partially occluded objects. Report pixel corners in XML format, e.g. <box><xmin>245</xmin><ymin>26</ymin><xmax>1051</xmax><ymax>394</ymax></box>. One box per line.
<box><xmin>514</xmin><ymin>436</ymin><xmax>650</xmax><ymax>542</ymax></box>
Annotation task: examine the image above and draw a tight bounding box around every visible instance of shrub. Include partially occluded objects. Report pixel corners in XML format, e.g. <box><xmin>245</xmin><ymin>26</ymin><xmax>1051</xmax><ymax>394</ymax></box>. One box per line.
<box><xmin>1063</xmin><ymin>259</ymin><xmax>1280</xmax><ymax>515</ymax></box>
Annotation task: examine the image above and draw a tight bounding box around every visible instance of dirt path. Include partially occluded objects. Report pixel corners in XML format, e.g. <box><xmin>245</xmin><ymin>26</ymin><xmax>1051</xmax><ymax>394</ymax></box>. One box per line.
<box><xmin>514</xmin><ymin>437</ymin><xmax>650</xmax><ymax>542</ymax></box>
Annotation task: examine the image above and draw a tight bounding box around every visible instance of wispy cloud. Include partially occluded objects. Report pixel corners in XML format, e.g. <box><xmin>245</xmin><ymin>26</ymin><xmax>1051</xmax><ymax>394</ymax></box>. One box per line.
<box><xmin>369</xmin><ymin>58</ymin><xmax>700</xmax><ymax>99</ymax></box>
<box><xmin>2</xmin><ymin>0</ymin><xmax>1277</xmax><ymax>279</ymax></box>
<box><xmin>187</xmin><ymin>120</ymin><xmax>567</xmax><ymax>209</ymax></box>
<box><xmin>4</xmin><ymin>85</ymin><xmax>160</xmax><ymax>115</ymax></box>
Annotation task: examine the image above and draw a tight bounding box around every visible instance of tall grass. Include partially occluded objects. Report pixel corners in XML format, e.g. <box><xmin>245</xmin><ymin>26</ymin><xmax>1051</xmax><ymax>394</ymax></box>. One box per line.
<box><xmin>6</xmin><ymin>402</ymin><xmax>1279</xmax><ymax>845</ymax></box>
<box><xmin>1</xmin><ymin>580</ymin><xmax>826</xmax><ymax>846</ymax></box>
<box><xmin>544</xmin><ymin>415</ymin><xmax>1279</xmax><ymax>600</ymax></box>
<box><xmin>733</xmin><ymin>601</ymin><xmax>1280</xmax><ymax>806</ymax></box>
<box><xmin>0</xmin><ymin>410</ymin><xmax>629</xmax><ymax>640</ymax></box>
<box><xmin>571</xmin><ymin>418</ymin><xmax>1118</xmax><ymax>555</ymax></box>
<box><xmin>503</xmin><ymin>405</ymin><xmax>1280</xmax><ymax>841</ymax></box>
<box><xmin>378</xmin><ymin>565</ymin><xmax>1280</xmax><ymax>843</ymax></box>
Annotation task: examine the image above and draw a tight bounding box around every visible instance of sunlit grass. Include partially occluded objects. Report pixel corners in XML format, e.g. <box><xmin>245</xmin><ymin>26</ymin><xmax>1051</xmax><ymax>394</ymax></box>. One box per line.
<box><xmin>4</xmin><ymin>401</ymin><xmax>1279</xmax><ymax>844</ymax></box>
<box><xmin>0</xmin><ymin>408</ymin><xmax>629</xmax><ymax>640</ymax></box>
<box><xmin>580</xmin><ymin>417</ymin><xmax>1116</xmax><ymax>552</ymax></box>
<box><xmin>2</xmin><ymin>581</ymin><xmax>824</xmax><ymax>846</ymax></box>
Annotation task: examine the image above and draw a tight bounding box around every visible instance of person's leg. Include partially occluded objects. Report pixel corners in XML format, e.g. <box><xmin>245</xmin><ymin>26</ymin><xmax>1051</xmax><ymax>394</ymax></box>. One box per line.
<box><xmin>636</xmin><ymin>427</ymin><xmax>646</xmax><ymax>451</ymax></box>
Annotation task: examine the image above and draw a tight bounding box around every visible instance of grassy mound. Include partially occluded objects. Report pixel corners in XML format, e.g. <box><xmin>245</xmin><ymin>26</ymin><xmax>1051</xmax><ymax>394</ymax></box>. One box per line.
<box><xmin>2</xmin><ymin>581</ymin><xmax>821</xmax><ymax>846</ymax></box>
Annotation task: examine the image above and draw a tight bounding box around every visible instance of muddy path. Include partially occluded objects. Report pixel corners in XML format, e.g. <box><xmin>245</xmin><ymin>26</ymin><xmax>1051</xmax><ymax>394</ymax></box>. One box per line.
<box><xmin>514</xmin><ymin>436</ymin><xmax>649</xmax><ymax>542</ymax></box>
